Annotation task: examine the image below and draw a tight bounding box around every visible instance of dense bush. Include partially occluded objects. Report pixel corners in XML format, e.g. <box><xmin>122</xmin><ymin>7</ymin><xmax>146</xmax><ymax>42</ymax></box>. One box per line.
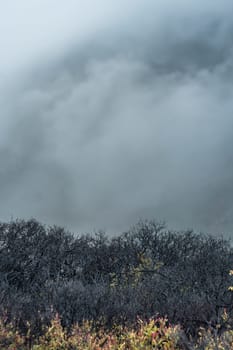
<box><xmin>0</xmin><ymin>313</ymin><xmax>187</xmax><ymax>349</ymax></box>
<box><xmin>1</xmin><ymin>314</ymin><xmax>233</xmax><ymax>349</ymax></box>
<box><xmin>0</xmin><ymin>218</ymin><xmax>233</xmax><ymax>340</ymax></box>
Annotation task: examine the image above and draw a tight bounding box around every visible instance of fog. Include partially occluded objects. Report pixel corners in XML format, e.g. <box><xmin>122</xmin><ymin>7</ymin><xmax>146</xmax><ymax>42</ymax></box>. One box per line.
<box><xmin>1</xmin><ymin>0</ymin><xmax>233</xmax><ymax>235</ymax></box>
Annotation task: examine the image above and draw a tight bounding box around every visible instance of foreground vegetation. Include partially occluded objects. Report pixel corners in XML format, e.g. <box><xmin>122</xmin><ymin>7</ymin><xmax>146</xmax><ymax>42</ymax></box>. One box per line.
<box><xmin>0</xmin><ymin>218</ymin><xmax>233</xmax><ymax>348</ymax></box>
<box><xmin>2</xmin><ymin>313</ymin><xmax>233</xmax><ymax>349</ymax></box>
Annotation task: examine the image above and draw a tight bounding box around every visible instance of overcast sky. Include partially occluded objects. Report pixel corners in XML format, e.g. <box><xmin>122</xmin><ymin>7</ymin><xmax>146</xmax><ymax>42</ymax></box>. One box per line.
<box><xmin>1</xmin><ymin>0</ymin><xmax>233</xmax><ymax>235</ymax></box>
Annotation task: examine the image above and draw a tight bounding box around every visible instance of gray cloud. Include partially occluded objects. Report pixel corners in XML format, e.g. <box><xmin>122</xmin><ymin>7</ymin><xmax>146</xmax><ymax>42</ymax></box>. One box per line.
<box><xmin>1</xmin><ymin>1</ymin><xmax>233</xmax><ymax>235</ymax></box>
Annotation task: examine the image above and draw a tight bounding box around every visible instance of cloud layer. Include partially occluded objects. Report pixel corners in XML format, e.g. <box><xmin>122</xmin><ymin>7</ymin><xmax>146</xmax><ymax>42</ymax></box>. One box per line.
<box><xmin>1</xmin><ymin>1</ymin><xmax>233</xmax><ymax>235</ymax></box>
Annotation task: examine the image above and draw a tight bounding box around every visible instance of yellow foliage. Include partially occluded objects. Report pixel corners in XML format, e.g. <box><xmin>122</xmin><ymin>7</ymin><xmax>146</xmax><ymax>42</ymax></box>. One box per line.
<box><xmin>1</xmin><ymin>313</ymin><xmax>233</xmax><ymax>349</ymax></box>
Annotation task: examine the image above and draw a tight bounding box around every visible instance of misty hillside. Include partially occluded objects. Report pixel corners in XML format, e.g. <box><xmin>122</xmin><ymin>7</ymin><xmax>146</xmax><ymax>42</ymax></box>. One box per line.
<box><xmin>1</xmin><ymin>1</ymin><xmax>233</xmax><ymax>235</ymax></box>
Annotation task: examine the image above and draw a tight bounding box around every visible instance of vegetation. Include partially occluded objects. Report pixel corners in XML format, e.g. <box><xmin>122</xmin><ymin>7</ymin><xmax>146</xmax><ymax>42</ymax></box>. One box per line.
<box><xmin>0</xmin><ymin>218</ymin><xmax>233</xmax><ymax>348</ymax></box>
<box><xmin>1</xmin><ymin>313</ymin><xmax>233</xmax><ymax>349</ymax></box>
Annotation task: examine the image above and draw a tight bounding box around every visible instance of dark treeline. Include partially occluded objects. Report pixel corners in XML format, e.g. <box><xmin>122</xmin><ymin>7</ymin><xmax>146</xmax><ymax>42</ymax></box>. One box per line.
<box><xmin>0</xmin><ymin>218</ymin><xmax>233</xmax><ymax>337</ymax></box>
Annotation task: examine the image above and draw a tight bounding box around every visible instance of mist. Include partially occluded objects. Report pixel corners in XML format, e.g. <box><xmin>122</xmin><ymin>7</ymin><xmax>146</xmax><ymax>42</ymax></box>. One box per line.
<box><xmin>1</xmin><ymin>0</ymin><xmax>233</xmax><ymax>235</ymax></box>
